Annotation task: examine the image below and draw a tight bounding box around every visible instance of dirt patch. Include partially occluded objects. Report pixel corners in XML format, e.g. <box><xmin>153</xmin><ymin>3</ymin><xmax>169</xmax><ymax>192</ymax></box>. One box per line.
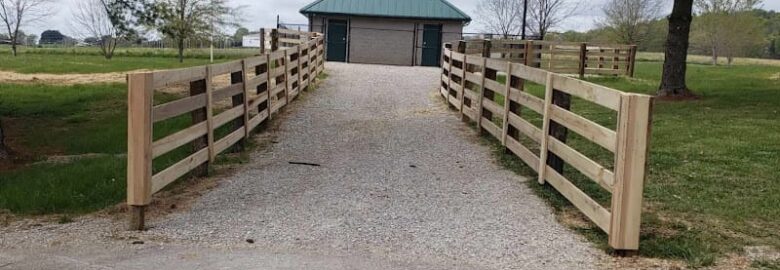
<box><xmin>0</xmin><ymin>70</ymin><xmax>135</xmax><ymax>85</ymax></box>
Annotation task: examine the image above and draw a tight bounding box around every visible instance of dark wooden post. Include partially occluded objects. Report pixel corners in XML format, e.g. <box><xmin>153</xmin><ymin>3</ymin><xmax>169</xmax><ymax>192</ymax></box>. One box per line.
<box><xmin>547</xmin><ymin>88</ymin><xmax>571</xmax><ymax>174</ymax></box>
<box><xmin>579</xmin><ymin>43</ymin><xmax>587</xmax><ymax>79</ymax></box>
<box><xmin>230</xmin><ymin>70</ymin><xmax>245</xmax><ymax>152</ymax></box>
<box><xmin>628</xmin><ymin>45</ymin><xmax>638</xmax><ymax>77</ymax></box>
<box><xmin>482</xmin><ymin>39</ymin><xmax>492</xmax><ymax>58</ymax></box>
<box><xmin>271</xmin><ymin>29</ymin><xmax>279</xmax><ymax>52</ymax></box>
<box><xmin>260</xmin><ymin>28</ymin><xmax>266</xmax><ymax>54</ymax></box>
<box><xmin>190</xmin><ymin>79</ymin><xmax>209</xmax><ymax>177</ymax></box>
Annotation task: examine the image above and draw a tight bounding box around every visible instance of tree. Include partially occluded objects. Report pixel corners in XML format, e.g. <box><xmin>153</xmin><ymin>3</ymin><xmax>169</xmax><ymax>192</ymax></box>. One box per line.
<box><xmin>692</xmin><ymin>0</ymin><xmax>762</xmax><ymax>65</ymax></box>
<box><xmin>72</xmin><ymin>0</ymin><xmax>128</xmax><ymax>59</ymax></box>
<box><xmin>600</xmin><ymin>0</ymin><xmax>664</xmax><ymax>45</ymax></box>
<box><xmin>39</xmin><ymin>29</ymin><xmax>64</xmax><ymax>44</ymax></box>
<box><xmin>527</xmin><ymin>0</ymin><xmax>579</xmax><ymax>39</ymax></box>
<box><xmin>474</xmin><ymin>0</ymin><xmax>524</xmax><ymax>38</ymax></box>
<box><xmin>24</xmin><ymin>33</ymin><xmax>35</xmax><ymax>45</ymax></box>
<box><xmin>0</xmin><ymin>0</ymin><xmax>53</xmax><ymax>56</ymax></box>
<box><xmin>144</xmin><ymin>0</ymin><xmax>239</xmax><ymax>63</ymax></box>
<box><xmin>233</xmin><ymin>27</ymin><xmax>248</xmax><ymax>40</ymax></box>
<box><xmin>658</xmin><ymin>0</ymin><xmax>695</xmax><ymax>97</ymax></box>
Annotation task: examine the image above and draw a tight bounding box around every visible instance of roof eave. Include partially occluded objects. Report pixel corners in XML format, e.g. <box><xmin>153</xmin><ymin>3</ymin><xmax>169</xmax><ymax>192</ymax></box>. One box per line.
<box><xmin>300</xmin><ymin>11</ymin><xmax>471</xmax><ymax>23</ymax></box>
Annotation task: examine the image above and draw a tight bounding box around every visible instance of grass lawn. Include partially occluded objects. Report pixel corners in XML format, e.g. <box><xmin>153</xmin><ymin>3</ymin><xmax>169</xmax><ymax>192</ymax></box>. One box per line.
<box><xmin>486</xmin><ymin>61</ymin><xmax>780</xmax><ymax>267</ymax></box>
<box><xmin>0</xmin><ymin>45</ymin><xmax>255</xmax><ymax>74</ymax></box>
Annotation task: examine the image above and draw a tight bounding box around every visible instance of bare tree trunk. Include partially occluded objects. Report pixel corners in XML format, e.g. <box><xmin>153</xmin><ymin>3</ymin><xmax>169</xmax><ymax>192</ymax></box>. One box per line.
<box><xmin>711</xmin><ymin>47</ymin><xmax>718</xmax><ymax>65</ymax></box>
<box><xmin>11</xmin><ymin>43</ymin><xmax>17</xmax><ymax>56</ymax></box>
<box><xmin>178</xmin><ymin>38</ymin><xmax>185</xmax><ymax>63</ymax></box>
<box><xmin>658</xmin><ymin>0</ymin><xmax>695</xmax><ymax>97</ymax></box>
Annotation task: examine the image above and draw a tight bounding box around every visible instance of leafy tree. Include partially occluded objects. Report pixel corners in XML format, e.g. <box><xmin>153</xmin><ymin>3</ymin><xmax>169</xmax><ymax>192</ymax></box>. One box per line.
<box><xmin>692</xmin><ymin>0</ymin><xmax>762</xmax><ymax>64</ymax></box>
<box><xmin>233</xmin><ymin>27</ymin><xmax>249</xmax><ymax>40</ymax></box>
<box><xmin>72</xmin><ymin>0</ymin><xmax>137</xmax><ymax>59</ymax></box>
<box><xmin>142</xmin><ymin>0</ymin><xmax>240</xmax><ymax>62</ymax></box>
<box><xmin>39</xmin><ymin>29</ymin><xmax>64</xmax><ymax>44</ymax></box>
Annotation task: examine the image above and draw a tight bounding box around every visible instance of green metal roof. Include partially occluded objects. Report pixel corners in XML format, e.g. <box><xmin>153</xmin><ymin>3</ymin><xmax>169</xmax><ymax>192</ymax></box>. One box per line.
<box><xmin>300</xmin><ymin>0</ymin><xmax>471</xmax><ymax>22</ymax></box>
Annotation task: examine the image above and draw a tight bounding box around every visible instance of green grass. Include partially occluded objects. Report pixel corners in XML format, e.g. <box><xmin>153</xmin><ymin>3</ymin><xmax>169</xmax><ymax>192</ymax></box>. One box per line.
<box><xmin>0</xmin><ymin>45</ymin><xmax>255</xmax><ymax>74</ymax></box>
<box><xmin>481</xmin><ymin>62</ymin><xmax>780</xmax><ymax>267</ymax></box>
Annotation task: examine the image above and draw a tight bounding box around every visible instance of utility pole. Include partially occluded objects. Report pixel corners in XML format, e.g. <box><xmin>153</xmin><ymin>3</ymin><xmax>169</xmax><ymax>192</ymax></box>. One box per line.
<box><xmin>521</xmin><ymin>0</ymin><xmax>528</xmax><ymax>40</ymax></box>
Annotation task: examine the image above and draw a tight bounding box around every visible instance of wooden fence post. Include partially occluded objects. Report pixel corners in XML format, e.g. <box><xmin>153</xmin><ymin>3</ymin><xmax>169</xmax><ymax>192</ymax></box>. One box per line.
<box><xmin>547</xmin><ymin>84</ymin><xmax>572</xmax><ymax>175</ymax></box>
<box><xmin>205</xmin><ymin>67</ymin><xmax>215</xmax><ymax>161</ymax></box>
<box><xmin>283</xmin><ymin>50</ymin><xmax>290</xmax><ymax>105</ymax></box>
<box><xmin>271</xmin><ymin>29</ymin><xmax>279</xmax><ymax>52</ymax></box>
<box><xmin>266</xmin><ymin>53</ymin><xmax>273</xmax><ymax>120</ymax></box>
<box><xmin>579</xmin><ymin>43</ymin><xmax>587</xmax><ymax>79</ymax></box>
<box><xmin>501</xmin><ymin>62</ymin><xmax>513</xmax><ymax>145</ymax></box>
<box><xmin>538</xmin><ymin>73</ymin><xmax>555</xmax><ymax>185</ymax></box>
<box><xmin>609</xmin><ymin>94</ymin><xmax>653</xmax><ymax>251</ymax></box>
<box><xmin>231</xmin><ymin>68</ymin><xmax>246</xmax><ymax>152</ymax></box>
<box><xmin>628</xmin><ymin>45</ymin><xmax>638</xmax><ymax>77</ymax></box>
<box><xmin>260</xmin><ymin>28</ymin><xmax>266</xmax><ymax>54</ymax></box>
<box><xmin>127</xmin><ymin>72</ymin><xmax>153</xmax><ymax>231</ymax></box>
<box><xmin>190</xmin><ymin>76</ymin><xmax>210</xmax><ymax>177</ymax></box>
<box><xmin>482</xmin><ymin>39</ymin><xmax>492</xmax><ymax>58</ymax></box>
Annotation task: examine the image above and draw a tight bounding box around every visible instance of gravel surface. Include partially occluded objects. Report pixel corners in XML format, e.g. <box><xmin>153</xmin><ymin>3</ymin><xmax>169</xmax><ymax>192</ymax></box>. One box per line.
<box><xmin>0</xmin><ymin>62</ymin><xmax>603</xmax><ymax>269</ymax></box>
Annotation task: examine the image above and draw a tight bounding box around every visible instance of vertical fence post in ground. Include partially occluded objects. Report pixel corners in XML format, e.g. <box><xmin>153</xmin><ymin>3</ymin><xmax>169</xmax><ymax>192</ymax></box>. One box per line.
<box><xmin>538</xmin><ymin>73</ymin><xmax>555</xmax><ymax>185</ymax></box>
<box><xmin>127</xmin><ymin>72</ymin><xmax>153</xmax><ymax>231</ymax></box>
<box><xmin>501</xmin><ymin>62</ymin><xmax>512</xmax><ymax>146</ymax></box>
<box><xmin>205</xmin><ymin>67</ymin><xmax>216</xmax><ymax>161</ymax></box>
<box><xmin>283</xmin><ymin>50</ymin><xmax>290</xmax><ymax>105</ymax></box>
<box><xmin>482</xmin><ymin>39</ymin><xmax>491</xmax><ymax>58</ymax></box>
<box><xmin>266</xmin><ymin>53</ymin><xmax>273</xmax><ymax>120</ymax></box>
<box><xmin>547</xmin><ymin>81</ymin><xmax>572</xmax><ymax>175</ymax></box>
<box><xmin>446</xmin><ymin>49</ymin><xmax>453</xmax><ymax>102</ymax></box>
<box><xmin>231</xmin><ymin>67</ymin><xmax>246</xmax><ymax>152</ymax></box>
<box><xmin>628</xmin><ymin>45</ymin><xmax>638</xmax><ymax>77</ymax></box>
<box><xmin>579</xmin><ymin>43</ymin><xmax>587</xmax><ymax>79</ymax></box>
<box><xmin>610</xmin><ymin>94</ymin><xmax>653</xmax><ymax>251</ymax></box>
<box><xmin>476</xmin><ymin>57</ymin><xmax>487</xmax><ymax>135</ymax></box>
<box><xmin>260</xmin><ymin>29</ymin><xmax>266</xmax><ymax>54</ymax></box>
<box><xmin>191</xmin><ymin>75</ymin><xmax>210</xmax><ymax>177</ymax></box>
<box><xmin>271</xmin><ymin>29</ymin><xmax>279</xmax><ymax>52</ymax></box>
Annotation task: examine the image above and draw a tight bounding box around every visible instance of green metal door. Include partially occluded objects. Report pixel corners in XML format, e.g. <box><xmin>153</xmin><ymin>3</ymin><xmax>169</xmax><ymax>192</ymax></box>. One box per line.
<box><xmin>421</xmin><ymin>24</ymin><xmax>442</xmax><ymax>66</ymax></box>
<box><xmin>327</xmin><ymin>20</ymin><xmax>348</xmax><ymax>62</ymax></box>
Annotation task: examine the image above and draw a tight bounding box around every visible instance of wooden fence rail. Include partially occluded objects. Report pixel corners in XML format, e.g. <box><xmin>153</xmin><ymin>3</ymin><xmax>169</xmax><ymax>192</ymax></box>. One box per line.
<box><xmin>127</xmin><ymin>32</ymin><xmax>326</xmax><ymax>230</ymax></box>
<box><xmin>459</xmin><ymin>39</ymin><xmax>637</xmax><ymax>78</ymax></box>
<box><xmin>441</xmin><ymin>43</ymin><xmax>653</xmax><ymax>251</ymax></box>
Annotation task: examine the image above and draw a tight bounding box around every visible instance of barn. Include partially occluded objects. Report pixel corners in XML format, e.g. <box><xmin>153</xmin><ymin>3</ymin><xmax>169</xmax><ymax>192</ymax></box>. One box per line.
<box><xmin>300</xmin><ymin>0</ymin><xmax>471</xmax><ymax>66</ymax></box>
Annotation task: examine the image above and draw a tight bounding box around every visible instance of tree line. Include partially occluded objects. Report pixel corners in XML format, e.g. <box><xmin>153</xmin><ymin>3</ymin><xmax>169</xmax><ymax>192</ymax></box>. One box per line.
<box><xmin>477</xmin><ymin>0</ymin><xmax>777</xmax><ymax>63</ymax></box>
<box><xmin>1</xmin><ymin>0</ymin><xmax>241</xmax><ymax>62</ymax></box>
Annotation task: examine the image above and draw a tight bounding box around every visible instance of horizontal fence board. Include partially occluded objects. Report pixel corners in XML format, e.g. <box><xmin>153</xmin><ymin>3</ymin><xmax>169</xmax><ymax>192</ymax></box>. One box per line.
<box><xmin>463</xmin><ymin>89</ymin><xmax>478</xmax><ymax>101</ymax></box>
<box><xmin>465</xmin><ymin>72</ymin><xmax>481</xmax><ymax>84</ymax></box>
<box><xmin>214</xmin><ymin>128</ymin><xmax>245</xmax><ymax>155</ymax></box>
<box><xmin>482</xmin><ymin>99</ymin><xmax>504</xmax><ymax>115</ymax></box>
<box><xmin>152</xmin><ymin>121</ymin><xmax>208</xmax><ymax>159</ymax></box>
<box><xmin>153</xmin><ymin>67</ymin><xmax>207</xmax><ymax>88</ymax></box>
<box><xmin>510</xmin><ymin>63</ymin><xmax>547</xmax><ymax>85</ymax></box>
<box><xmin>485</xmin><ymin>58</ymin><xmax>507</xmax><ymax>71</ymax></box>
<box><xmin>548</xmin><ymin>137</ymin><xmax>615</xmax><ymax>192</ymax></box>
<box><xmin>151</xmin><ymin>148</ymin><xmax>209</xmax><ymax>194</ymax></box>
<box><xmin>248</xmin><ymin>110</ymin><xmax>269</xmax><ymax>131</ymax></box>
<box><xmin>213</xmin><ymin>105</ymin><xmax>245</xmax><ymax>129</ymax></box>
<box><xmin>152</xmin><ymin>94</ymin><xmax>206</xmax><ymax>123</ymax></box>
<box><xmin>483</xmin><ymin>79</ymin><xmax>504</xmax><ymax>94</ymax></box>
<box><xmin>448</xmin><ymin>95</ymin><xmax>461</xmax><ymax>109</ymax></box>
<box><xmin>246</xmin><ymin>75</ymin><xmax>269</xmax><ymax>89</ymax></box>
<box><xmin>481</xmin><ymin>119</ymin><xmax>503</xmax><ymax>139</ymax></box>
<box><xmin>509</xmin><ymin>88</ymin><xmax>544</xmax><ymax>114</ymax></box>
<box><xmin>210</xmin><ymin>60</ymin><xmax>243</xmax><ymax>76</ymax></box>
<box><xmin>506</xmin><ymin>137</ymin><xmax>541</xmax><ymax>171</ymax></box>
<box><xmin>213</xmin><ymin>83</ymin><xmax>244</xmax><ymax>101</ymax></box>
<box><xmin>244</xmin><ymin>56</ymin><xmax>268</xmax><ymax>67</ymax></box>
<box><xmin>450</xmin><ymin>67</ymin><xmax>464</xmax><ymax>78</ymax></box>
<box><xmin>549</xmin><ymin>105</ymin><xmax>617</xmax><ymax>152</ymax></box>
<box><xmin>551</xmin><ymin>75</ymin><xmax>622</xmax><ymax>111</ymax></box>
<box><xmin>507</xmin><ymin>113</ymin><xmax>543</xmax><ymax>143</ymax></box>
<box><xmin>544</xmin><ymin>166</ymin><xmax>612</xmax><ymax>232</ymax></box>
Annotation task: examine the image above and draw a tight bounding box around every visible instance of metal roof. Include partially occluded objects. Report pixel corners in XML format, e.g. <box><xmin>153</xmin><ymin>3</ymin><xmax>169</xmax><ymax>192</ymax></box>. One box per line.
<box><xmin>300</xmin><ymin>0</ymin><xmax>471</xmax><ymax>22</ymax></box>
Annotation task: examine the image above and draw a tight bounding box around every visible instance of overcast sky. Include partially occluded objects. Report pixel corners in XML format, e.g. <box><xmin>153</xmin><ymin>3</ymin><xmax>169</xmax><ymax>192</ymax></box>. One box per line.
<box><xmin>21</xmin><ymin>0</ymin><xmax>780</xmax><ymax>38</ymax></box>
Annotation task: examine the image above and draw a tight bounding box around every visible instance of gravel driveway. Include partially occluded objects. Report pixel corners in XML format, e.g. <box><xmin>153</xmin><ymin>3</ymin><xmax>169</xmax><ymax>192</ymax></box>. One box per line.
<box><xmin>0</xmin><ymin>62</ymin><xmax>602</xmax><ymax>269</ymax></box>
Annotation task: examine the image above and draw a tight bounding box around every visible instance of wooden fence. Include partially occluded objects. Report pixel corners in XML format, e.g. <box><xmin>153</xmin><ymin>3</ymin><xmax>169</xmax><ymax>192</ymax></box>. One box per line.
<box><xmin>441</xmin><ymin>43</ymin><xmax>653</xmax><ymax>251</ymax></box>
<box><xmin>127</xmin><ymin>32</ymin><xmax>325</xmax><ymax>230</ymax></box>
<box><xmin>456</xmin><ymin>39</ymin><xmax>637</xmax><ymax>78</ymax></box>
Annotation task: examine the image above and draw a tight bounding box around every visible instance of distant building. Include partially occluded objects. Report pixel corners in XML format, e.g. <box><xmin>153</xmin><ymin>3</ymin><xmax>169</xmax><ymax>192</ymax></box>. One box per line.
<box><xmin>300</xmin><ymin>0</ymin><xmax>471</xmax><ymax>66</ymax></box>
